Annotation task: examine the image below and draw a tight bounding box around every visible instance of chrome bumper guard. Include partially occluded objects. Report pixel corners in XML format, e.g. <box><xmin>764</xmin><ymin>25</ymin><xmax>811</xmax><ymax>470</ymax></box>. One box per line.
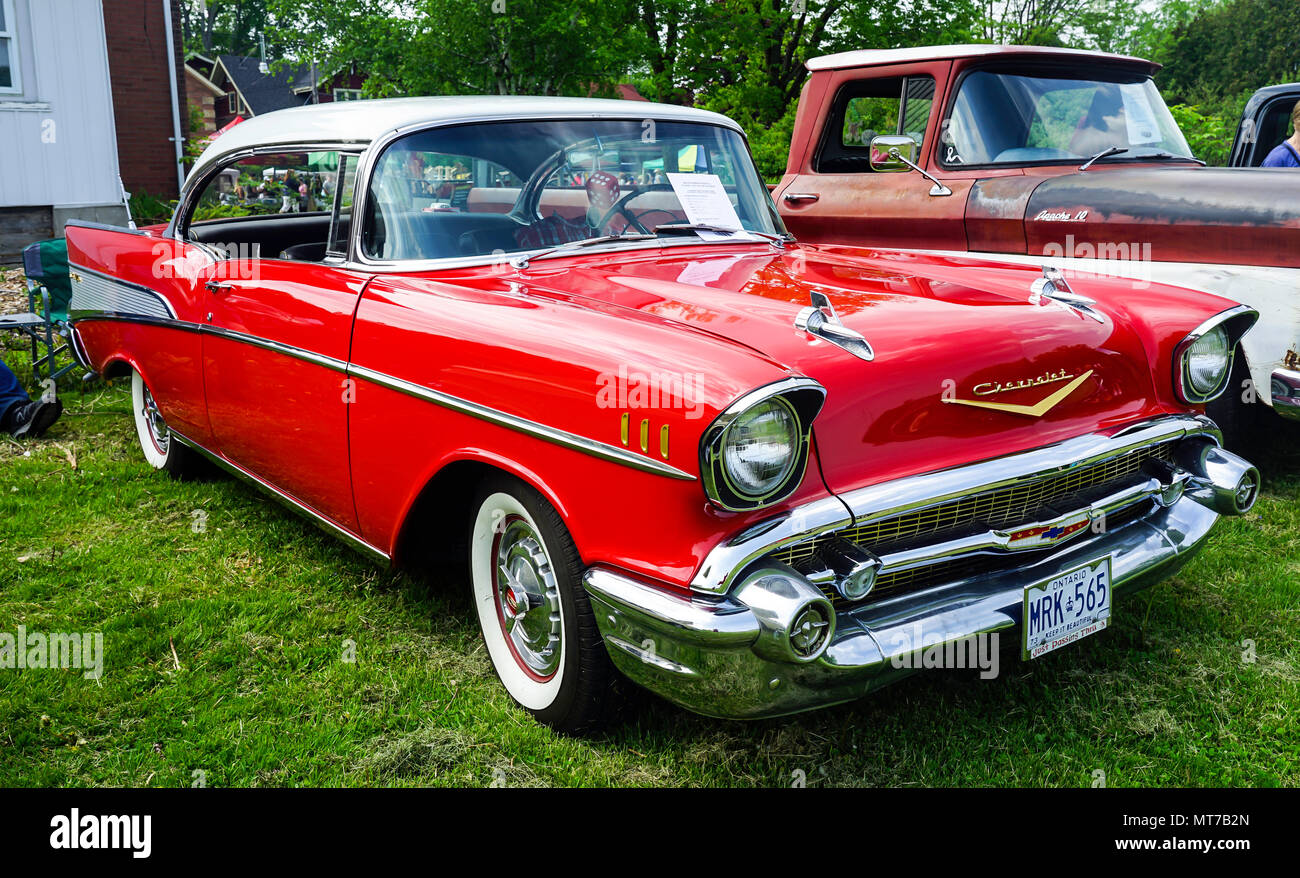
<box><xmin>582</xmin><ymin>416</ymin><xmax>1257</xmax><ymax>719</ymax></box>
<box><xmin>1272</xmin><ymin>367</ymin><xmax>1300</xmax><ymax>422</ymax></box>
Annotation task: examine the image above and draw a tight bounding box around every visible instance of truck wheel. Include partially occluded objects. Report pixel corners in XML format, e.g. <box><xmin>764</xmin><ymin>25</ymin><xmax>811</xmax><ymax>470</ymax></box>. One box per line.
<box><xmin>1206</xmin><ymin>351</ymin><xmax>1260</xmax><ymax>452</ymax></box>
<box><xmin>130</xmin><ymin>369</ymin><xmax>206</xmax><ymax>479</ymax></box>
<box><xmin>468</xmin><ymin>474</ymin><xmax>615</xmax><ymax>734</ymax></box>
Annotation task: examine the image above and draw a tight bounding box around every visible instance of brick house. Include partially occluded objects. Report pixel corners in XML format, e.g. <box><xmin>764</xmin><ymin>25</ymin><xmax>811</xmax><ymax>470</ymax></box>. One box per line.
<box><xmin>102</xmin><ymin>0</ymin><xmax>187</xmax><ymax>200</ymax></box>
<box><xmin>207</xmin><ymin>54</ymin><xmax>369</xmax><ymax>131</ymax></box>
<box><xmin>0</xmin><ymin>0</ymin><xmax>184</xmax><ymax>260</ymax></box>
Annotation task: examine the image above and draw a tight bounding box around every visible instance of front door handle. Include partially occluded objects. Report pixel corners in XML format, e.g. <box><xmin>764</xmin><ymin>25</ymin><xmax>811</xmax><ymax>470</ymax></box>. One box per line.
<box><xmin>205</xmin><ymin>281</ymin><xmax>232</xmax><ymax>294</ymax></box>
<box><xmin>783</xmin><ymin>193</ymin><xmax>820</xmax><ymax>203</ymax></box>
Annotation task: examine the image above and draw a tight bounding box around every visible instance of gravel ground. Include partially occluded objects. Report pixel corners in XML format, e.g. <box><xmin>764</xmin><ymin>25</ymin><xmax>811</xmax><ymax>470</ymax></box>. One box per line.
<box><xmin>0</xmin><ymin>266</ymin><xmax>28</xmax><ymax>314</ymax></box>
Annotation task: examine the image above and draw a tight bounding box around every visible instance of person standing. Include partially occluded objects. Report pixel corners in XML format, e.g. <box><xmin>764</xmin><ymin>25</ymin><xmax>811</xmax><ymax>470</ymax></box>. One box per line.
<box><xmin>1261</xmin><ymin>100</ymin><xmax>1300</xmax><ymax>168</ymax></box>
<box><xmin>0</xmin><ymin>358</ymin><xmax>61</xmax><ymax>438</ymax></box>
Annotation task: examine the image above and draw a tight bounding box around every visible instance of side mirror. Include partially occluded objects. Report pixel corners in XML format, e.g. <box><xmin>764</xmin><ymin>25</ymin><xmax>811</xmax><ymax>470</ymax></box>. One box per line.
<box><xmin>869</xmin><ymin>134</ymin><xmax>918</xmax><ymax>173</ymax></box>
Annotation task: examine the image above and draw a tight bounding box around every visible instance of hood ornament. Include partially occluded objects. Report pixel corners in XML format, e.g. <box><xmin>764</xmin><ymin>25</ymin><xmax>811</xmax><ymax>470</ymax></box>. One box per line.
<box><xmin>794</xmin><ymin>291</ymin><xmax>874</xmax><ymax>361</ymax></box>
<box><xmin>1030</xmin><ymin>266</ymin><xmax>1105</xmax><ymax>324</ymax></box>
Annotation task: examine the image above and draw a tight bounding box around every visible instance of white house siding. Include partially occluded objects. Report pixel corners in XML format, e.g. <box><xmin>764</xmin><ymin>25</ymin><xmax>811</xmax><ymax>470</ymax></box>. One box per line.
<box><xmin>0</xmin><ymin>0</ymin><xmax>124</xmax><ymax>257</ymax></box>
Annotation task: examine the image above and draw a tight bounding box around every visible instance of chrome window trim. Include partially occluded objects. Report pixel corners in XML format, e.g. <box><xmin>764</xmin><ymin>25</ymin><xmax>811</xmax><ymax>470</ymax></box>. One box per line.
<box><xmin>690</xmin><ymin>414</ymin><xmax>1220</xmax><ymax>594</ymax></box>
<box><xmin>69</xmin><ymin>312</ymin><xmax>694</xmax><ymax>481</ymax></box>
<box><xmin>167</xmin><ymin>141</ymin><xmax>369</xmax><ymax>240</ymax></box>
<box><xmin>698</xmin><ymin>377</ymin><xmax>827</xmax><ymax>512</ymax></box>
<box><xmin>1172</xmin><ymin>304</ymin><xmax>1259</xmax><ymax>404</ymax></box>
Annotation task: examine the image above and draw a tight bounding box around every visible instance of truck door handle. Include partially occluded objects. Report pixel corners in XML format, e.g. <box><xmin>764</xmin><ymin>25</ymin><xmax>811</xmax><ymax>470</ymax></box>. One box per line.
<box><xmin>205</xmin><ymin>281</ymin><xmax>232</xmax><ymax>294</ymax></box>
<box><xmin>783</xmin><ymin>193</ymin><xmax>819</xmax><ymax>203</ymax></box>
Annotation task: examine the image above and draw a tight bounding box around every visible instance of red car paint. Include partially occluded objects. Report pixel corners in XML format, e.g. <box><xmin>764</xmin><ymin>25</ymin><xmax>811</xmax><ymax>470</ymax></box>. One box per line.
<box><xmin>65</xmin><ymin>219</ymin><xmax>1239</xmax><ymax>593</ymax></box>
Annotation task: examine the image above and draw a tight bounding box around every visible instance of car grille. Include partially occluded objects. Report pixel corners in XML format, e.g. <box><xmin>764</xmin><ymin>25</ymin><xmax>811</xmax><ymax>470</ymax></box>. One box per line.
<box><xmin>770</xmin><ymin>441</ymin><xmax>1175</xmax><ymax>607</ymax></box>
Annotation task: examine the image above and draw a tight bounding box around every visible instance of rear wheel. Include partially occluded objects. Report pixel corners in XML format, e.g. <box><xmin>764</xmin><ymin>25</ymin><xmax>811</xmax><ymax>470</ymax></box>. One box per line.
<box><xmin>468</xmin><ymin>474</ymin><xmax>614</xmax><ymax>734</ymax></box>
<box><xmin>130</xmin><ymin>368</ymin><xmax>206</xmax><ymax>479</ymax></box>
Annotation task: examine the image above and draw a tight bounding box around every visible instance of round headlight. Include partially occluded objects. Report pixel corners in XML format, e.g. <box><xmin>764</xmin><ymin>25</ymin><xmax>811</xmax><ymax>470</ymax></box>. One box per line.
<box><xmin>1185</xmin><ymin>325</ymin><xmax>1230</xmax><ymax>397</ymax></box>
<box><xmin>721</xmin><ymin>398</ymin><xmax>800</xmax><ymax>498</ymax></box>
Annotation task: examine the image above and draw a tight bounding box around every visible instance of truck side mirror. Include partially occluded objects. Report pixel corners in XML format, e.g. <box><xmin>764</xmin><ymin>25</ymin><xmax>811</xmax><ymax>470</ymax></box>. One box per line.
<box><xmin>869</xmin><ymin>134</ymin><xmax>918</xmax><ymax>172</ymax></box>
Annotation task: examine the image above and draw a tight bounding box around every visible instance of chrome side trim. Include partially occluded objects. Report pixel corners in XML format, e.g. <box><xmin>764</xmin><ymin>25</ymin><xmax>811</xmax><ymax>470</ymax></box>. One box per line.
<box><xmin>205</xmin><ymin>324</ymin><xmax>350</xmax><ymax>374</ymax></box>
<box><xmin>348</xmin><ymin>362</ymin><xmax>697</xmax><ymax>481</ymax></box>
<box><xmin>69</xmin><ymin>263</ymin><xmax>177</xmax><ymax>320</ymax></box>
<box><xmin>690</xmin><ymin>414</ymin><xmax>1218</xmax><ymax>594</ymax></box>
<box><xmin>170</xmin><ymin>430</ymin><xmax>391</xmax><ymax>565</ymax></box>
<box><xmin>73</xmin><ymin>311</ymin><xmax>696</xmax><ymax>480</ymax></box>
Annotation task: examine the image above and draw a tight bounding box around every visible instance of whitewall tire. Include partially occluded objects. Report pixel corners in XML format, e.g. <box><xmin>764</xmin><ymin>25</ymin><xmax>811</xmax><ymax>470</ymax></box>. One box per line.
<box><xmin>469</xmin><ymin>475</ymin><xmax>614</xmax><ymax>733</ymax></box>
<box><xmin>130</xmin><ymin>368</ymin><xmax>204</xmax><ymax>478</ymax></box>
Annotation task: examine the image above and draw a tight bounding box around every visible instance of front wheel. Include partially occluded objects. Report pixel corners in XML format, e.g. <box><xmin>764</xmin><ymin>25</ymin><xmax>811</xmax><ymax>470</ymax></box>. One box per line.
<box><xmin>468</xmin><ymin>475</ymin><xmax>615</xmax><ymax>734</ymax></box>
<box><xmin>130</xmin><ymin>368</ymin><xmax>206</xmax><ymax>479</ymax></box>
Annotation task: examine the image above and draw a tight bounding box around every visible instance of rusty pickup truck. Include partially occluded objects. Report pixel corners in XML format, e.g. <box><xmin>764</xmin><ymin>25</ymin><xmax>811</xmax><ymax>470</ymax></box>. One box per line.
<box><xmin>775</xmin><ymin>45</ymin><xmax>1300</xmax><ymax>438</ymax></box>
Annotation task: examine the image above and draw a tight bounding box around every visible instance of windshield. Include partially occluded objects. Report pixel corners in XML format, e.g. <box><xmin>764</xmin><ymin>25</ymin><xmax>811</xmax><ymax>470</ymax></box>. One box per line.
<box><xmin>361</xmin><ymin>119</ymin><xmax>783</xmax><ymax>262</ymax></box>
<box><xmin>941</xmin><ymin>70</ymin><xmax>1194</xmax><ymax>167</ymax></box>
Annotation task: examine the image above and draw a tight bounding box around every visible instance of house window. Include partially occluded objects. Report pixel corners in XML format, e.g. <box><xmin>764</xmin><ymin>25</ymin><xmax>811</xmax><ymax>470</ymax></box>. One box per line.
<box><xmin>333</xmin><ymin>88</ymin><xmax>362</xmax><ymax>102</ymax></box>
<box><xmin>0</xmin><ymin>0</ymin><xmax>22</xmax><ymax>94</ymax></box>
<box><xmin>228</xmin><ymin>92</ymin><xmax>238</xmax><ymax>114</ymax></box>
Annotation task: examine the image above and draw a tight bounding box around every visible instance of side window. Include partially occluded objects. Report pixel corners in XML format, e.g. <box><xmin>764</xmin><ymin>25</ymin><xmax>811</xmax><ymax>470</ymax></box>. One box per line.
<box><xmin>820</xmin><ymin>75</ymin><xmax>936</xmax><ymax>173</ymax></box>
<box><xmin>186</xmin><ymin>150</ymin><xmax>342</xmax><ymax>263</ymax></box>
<box><xmin>192</xmin><ymin>152</ymin><xmax>334</xmax><ymax>223</ymax></box>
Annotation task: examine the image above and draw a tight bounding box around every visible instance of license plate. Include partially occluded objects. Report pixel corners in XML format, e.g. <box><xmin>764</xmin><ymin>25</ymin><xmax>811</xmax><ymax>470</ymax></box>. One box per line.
<box><xmin>1022</xmin><ymin>558</ymin><xmax>1112</xmax><ymax>660</ymax></box>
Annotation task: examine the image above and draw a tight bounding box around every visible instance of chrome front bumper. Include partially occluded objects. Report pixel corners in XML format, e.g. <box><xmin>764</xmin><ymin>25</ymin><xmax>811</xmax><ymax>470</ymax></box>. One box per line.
<box><xmin>583</xmin><ymin>417</ymin><xmax>1256</xmax><ymax>719</ymax></box>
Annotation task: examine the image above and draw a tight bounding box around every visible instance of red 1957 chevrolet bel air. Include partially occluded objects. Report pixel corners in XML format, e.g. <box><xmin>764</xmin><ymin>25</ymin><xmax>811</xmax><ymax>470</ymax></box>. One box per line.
<box><xmin>64</xmin><ymin>97</ymin><xmax>1260</xmax><ymax>732</ymax></box>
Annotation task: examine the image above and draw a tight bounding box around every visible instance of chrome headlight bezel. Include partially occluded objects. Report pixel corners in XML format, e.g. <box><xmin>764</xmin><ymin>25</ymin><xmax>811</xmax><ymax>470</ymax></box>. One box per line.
<box><xmin>1173</xmin><ymin>306</ymin><xmax>1258</xmax><ymax>405</ymax></box>
<box><xmin>700</xmin><ymin>378</ymin><xmax>826</xmax><ymax>512</ymax></box>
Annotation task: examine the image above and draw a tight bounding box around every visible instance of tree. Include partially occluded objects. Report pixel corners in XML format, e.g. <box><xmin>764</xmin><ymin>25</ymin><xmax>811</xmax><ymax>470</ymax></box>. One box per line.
<box><xmin>267</xmin><ymin>0</ymin><xmax>634</xmax><ymax>97</ymax></box>
<box><xmin>180</xmin><ymin>0</ymin><xmax>274</xmax><ymax>57</ymax></box>
<box><xmin>1159</xmin><ymin>0</ymin><xmax>1300</xmax><ymax>103</ymax></box>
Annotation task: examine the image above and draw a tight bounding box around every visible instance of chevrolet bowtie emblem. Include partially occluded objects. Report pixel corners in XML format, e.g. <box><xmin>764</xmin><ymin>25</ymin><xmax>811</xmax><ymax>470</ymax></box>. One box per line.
<box><xmin>944</xmin><ymin>370</ymin><xmax>1094</xmax><ymax>417</ymax></box>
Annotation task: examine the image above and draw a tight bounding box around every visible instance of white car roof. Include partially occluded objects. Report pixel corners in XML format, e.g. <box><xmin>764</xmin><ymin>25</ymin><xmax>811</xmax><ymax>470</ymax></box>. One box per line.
<box><xmin>806</xmin><ymin>44</ymin><xmax>1156</xmax><ymax>72</ymax></box>
<box><xmin>185</xmin><ymin>95</ymin><xmax>741</xmax><ymax>188</ymax></box>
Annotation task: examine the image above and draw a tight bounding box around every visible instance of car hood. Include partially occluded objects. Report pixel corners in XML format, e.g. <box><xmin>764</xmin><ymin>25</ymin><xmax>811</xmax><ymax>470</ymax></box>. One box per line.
<box><xmin>1001</xmin><ymin>166</ymin><xmax>1300</xmax><ymax>270</ymax></box>
<box><xmin>515</xmin><ymin>243</ymin><xmax>1172</xmax><ymax>495</ymax></box>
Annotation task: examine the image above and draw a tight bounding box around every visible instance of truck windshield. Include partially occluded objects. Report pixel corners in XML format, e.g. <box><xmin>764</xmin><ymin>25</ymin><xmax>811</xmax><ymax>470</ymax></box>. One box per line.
<box><xmin>941</xmin><ymin>71</ymin><xmax>1194</xmax><ymax>167</ymax></box>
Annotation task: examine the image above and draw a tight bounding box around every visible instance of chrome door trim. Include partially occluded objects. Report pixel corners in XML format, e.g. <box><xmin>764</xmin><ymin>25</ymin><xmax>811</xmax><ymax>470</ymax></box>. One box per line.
<box><xmin>347</xmin><ymin>362</ymin><xmax>698</xmax><ymax>481</ymax></box>
<box><xmin>71</xmin><ymin>312</ymin><xmax>696</xmax><ymax>481</ymax></box>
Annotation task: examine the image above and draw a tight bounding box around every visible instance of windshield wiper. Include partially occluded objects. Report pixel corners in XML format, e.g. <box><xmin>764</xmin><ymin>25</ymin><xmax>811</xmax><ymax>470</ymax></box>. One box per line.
<box><xmin>652</xmin><ymin>222</ymin><xmax>787</xmax><ymax>247</ymax></box>
<box><xmin>1079</xmin><ymin>146</ymin><xmax>1128</xmax><ymax>171</ymax></box>
<box><xmin>1125</xmin><ymin>151</ymin><xmax>1207</xmax><ymax>166</ymax></box>
<box><xmin>510</xmin><ymin>231</ymin><xmax>655</xmax><ymax>269</ymax></box>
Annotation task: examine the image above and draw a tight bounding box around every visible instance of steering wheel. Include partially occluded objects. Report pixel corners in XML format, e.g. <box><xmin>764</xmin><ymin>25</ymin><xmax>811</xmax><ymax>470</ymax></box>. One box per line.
<box><xmin>592</xmin><ymin>184</ymin><xmax>675</xmax><ymax>235</ymax></box>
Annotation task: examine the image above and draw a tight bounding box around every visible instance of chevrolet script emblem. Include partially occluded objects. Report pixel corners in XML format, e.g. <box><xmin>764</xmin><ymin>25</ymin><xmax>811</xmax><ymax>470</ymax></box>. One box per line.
<box><xmin>944</xmin><ymin>370</ymin><xmax>1094</xmax><ymax>418</ymax></box>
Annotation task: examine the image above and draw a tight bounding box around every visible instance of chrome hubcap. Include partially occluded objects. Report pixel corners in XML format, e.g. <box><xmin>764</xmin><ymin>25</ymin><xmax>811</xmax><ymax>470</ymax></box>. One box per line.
<box><xmin>141</xmin><ymin>384</ymin><xmax>170</xmax><ymax>454</ymax></box>
<box><xmin>494</xmin><ymin>517</ymin><xmax>561</xmax><ymax>678</ymax></box>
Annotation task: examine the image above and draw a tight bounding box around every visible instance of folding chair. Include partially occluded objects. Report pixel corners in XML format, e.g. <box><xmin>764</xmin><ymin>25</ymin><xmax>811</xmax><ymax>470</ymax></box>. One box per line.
<box><xmin>0</xmin><ymin>238</ymin><xmax>79</xmax><ymax>388</ymax></box>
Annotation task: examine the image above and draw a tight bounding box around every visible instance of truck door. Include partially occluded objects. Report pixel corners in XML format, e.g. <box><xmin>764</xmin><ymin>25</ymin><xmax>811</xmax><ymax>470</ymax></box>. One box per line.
<box><xmin>778</xmin><ymin>62</ymin><xmax>973</xmax><ymax>250</ymax></box>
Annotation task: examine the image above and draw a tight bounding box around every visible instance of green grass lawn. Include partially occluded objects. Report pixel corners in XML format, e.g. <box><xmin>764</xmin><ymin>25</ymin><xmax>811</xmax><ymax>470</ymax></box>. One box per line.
<box><xmin>2</xmin><ymin>340</ymin><xmax>1298</xmax><ymax>787</ymax></box>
